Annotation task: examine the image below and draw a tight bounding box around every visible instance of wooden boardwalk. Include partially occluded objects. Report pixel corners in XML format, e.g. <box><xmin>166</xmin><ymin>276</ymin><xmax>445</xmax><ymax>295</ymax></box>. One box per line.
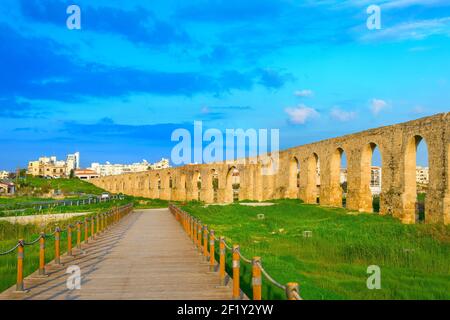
<box><xmin>0</xmin><ymin>209</ymin><xmax>233</xmax><ymax>300</ymax></box>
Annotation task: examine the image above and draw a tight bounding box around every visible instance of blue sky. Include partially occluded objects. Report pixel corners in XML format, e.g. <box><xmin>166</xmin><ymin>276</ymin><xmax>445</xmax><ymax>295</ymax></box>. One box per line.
<box><xmin>0</xmin><ymin>0</ymin><xmax>449</xmax><ymax>170</ymax></box>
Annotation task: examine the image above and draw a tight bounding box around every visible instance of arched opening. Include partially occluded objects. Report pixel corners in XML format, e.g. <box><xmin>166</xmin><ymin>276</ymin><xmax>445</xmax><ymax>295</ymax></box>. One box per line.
<box><xmin>306</xmin><ymin>153</ymin><xmax>320</xmax><ymax>204</ymax></box>
<box><xmin>196</xmin><ymin>172</ymin><xmax>202</xmax><ymax>201</ymax></box>
<box><xmin>289</xmin><ymin>156</ymin><xmax>300</xmax><ymax>198</ymax></box>
<box><xmin>211</xmin><ymin>169</ymin><xmax>219</xmax><ymax>203</ymax></box>
<box><xmin>226</xmin><ymin>167</ymin><xmax>240</xmax><ymax>203</ymax></box>
<box><xmin>156</xmin><ymin>173</ymin><xmax>161</xmax><ymax>198</ymax></box>
<box><xmin>191</xmin><ymin>171</ymin><xmax>201</xmax><ymax>201</ymax></box>
<box><xmin>313</xmin><ymin>153</ymin><xmax>320</xmax><ymax>204</ymax></box>
<box><xmin>405</xmin><ymin>135</ymin><xmax>429</xmax><ymax>223</ymax></box>
<box><xmin>331</xmin><ymin>148</ymin><xmax>347</xmax><ymax>207</ymax></box>
<box><xmin>362</xmin><ymin>143</ymin><xmax>382</xmax><ymax>213</ymax></box>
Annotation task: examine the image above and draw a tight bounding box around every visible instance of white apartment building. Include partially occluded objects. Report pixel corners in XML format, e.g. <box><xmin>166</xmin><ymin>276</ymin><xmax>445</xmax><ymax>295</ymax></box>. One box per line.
<box><xmin>66</xmin><ymin>152</ymin><xmax>80</xmax><ymax>175</ymax></box>
<box><xmin>0</xmin><ymin>170</ymin><xmax>9</xmax><ymax>180</ymax></box>
<box><xmin>370</xmin><ymin>166</ymin><xmax>382</xmax><ymax>195</ymax></box>
<box><xmin>89</xmin><ymin>158</ymin><xmax>170</xmax><ymax>177</ymax></box>
<box><xmin>416</xmin><ymin>166</ymin><xmax>429</xmax><ymax>184</ymax></box>
<box><xmin>27</xmin><ymin>152</ymin><xmax>80</xmax><ymax>177</ymax></box>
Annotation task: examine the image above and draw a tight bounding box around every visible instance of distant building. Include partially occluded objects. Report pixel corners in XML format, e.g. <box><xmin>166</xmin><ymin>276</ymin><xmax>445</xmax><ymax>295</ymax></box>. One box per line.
<box><xmin>27</xmin><ymin>152</ymin><xmax>80</xmax><ymax>178</ymax></box>
<box><xmin>89</xmin><ymin>158</ymin><xmax>170</xmax><ymax>177</ymax></box>
<box><xmin>416</xmin><ymin>166</ymin><xmax>429</xmax><ymax>184</ymax></box>
<box><xmin>74</xmin><ymin>169</ymin><xmax>99</xmax><ymax>180</ymax></box>
<box><xmin>66</xmin><ymin>152</ymin><xmax>80</xmax><ymax>175</ymax></box>
<box><xmin>0</xmin><ymin>170</ymin><xmax>9</xmax><ymax>180</ymax></box>
<box><xmin>340</xmin><ymin>168</ymin><xmax>347</xmax><ymax>184</ymax></box>
<box><xmin>0</xmin><ymin>181</ymin><xmax>15</xmax><ymax>195</ymax></box>
<box><xmin>370</xmin><ymin>166</ymin><xmax>382</xmax><ymax>195</ymax></box>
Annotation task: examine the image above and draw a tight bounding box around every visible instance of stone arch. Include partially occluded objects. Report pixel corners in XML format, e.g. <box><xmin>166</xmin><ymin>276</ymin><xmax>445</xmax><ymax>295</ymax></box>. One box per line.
<box><xmin>360</xmin><ymin>142</ymin><xmax>382</xmax><ymax>213</ymax></box>
<box><xmin>403</xmin><ymin>135</ymin><xmax>429</xmax><ymax>223</ymax></box>
<box><xmin>225</xmin><ymin>166</ymin><xmax>239</xmax><ymax>203</ymax></box>
<box><xmin>330</xmin><ymin>147</ymin><xmax>347</xmax><ymax>207</ymax></box>
<box><xmin>288</xmin><ymin>156</ymin><xmax>300</xmax><ymax>199</ymax></box>
<box><xmin>155</xmin><ymin>173</ymin><xmax>161</xmax><ymax>198</ymax></box>
<box><xmin>446</xmin><ymin>143</ymin><xmax>450</xmax><ymax>224</ymax></box>
<box><xmin>193</xmin><ymin>171</ymin><xmax>201</xmax><ymax>201</ymax></box>
<box><xmin>178</xmin><ymin>172</ymin><xmax>187</xmax><ymax>201</ymax></box>
<box><xmin>211</xmin><ymin>169</ymin><xmax>219</xmax><ymax>203</ymax></box>
<box><xmin>305</xmin><ymin>152</ymin><xmax>320</xmax><ymax>204</ymax></box>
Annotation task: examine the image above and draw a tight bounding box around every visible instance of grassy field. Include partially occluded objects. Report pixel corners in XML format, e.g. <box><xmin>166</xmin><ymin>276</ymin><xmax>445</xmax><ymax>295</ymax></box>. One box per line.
<box><xmin>181</xmin><ymin>199</ymin><xmax>450</xmax><ymax>300</ymax></box>
<box><xmin>16</xmin><ymin>176</ymin><xmax>106</xmax><ymax>196</ymax></box>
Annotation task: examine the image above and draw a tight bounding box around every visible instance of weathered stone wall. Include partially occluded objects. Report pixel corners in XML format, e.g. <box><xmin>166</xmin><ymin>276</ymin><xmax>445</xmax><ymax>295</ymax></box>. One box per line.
<box><xmin>91</xmin><ymin>113</ymin><xmax>450</xmax><ymax>225</ymax></box>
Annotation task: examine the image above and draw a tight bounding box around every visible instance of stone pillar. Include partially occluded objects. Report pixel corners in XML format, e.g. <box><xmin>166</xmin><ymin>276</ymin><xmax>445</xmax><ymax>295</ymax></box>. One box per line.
<box><xmin>200</xmin><ymin>172</ymin><xmax>214</xmax><ymax>203</ymax></box>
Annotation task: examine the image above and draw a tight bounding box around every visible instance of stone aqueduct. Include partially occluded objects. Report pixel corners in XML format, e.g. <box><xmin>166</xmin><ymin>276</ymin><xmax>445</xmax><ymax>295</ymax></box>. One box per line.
<box><xmin>91</xmin><ymin>113</ymin><xmax>450</xmax><ymax>225</ymax></box>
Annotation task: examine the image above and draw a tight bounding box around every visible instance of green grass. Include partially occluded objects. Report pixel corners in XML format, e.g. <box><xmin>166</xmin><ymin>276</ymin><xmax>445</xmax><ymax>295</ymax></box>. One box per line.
<box><xmin>0</xmin><ymin>198</ymin><xmax>129</xmax><ymax>217</ymax></box>
<box><xmin>129</xmin><ymin>196</ymin><xmax>170</xmax><ymax>209</ymax></box>
<box><xmin>181</xmin><ymin>199</ymin><xmax>450</xmax><ymax>300</ymax></box>
<box><xmin>0</xmin><ymin>211</ymin><xmax>101</xmax><ymax>293</ymax></box>
<box><xmin>17</xmin><ymin>176</ymin><xmax>105</xmax><ymax>196</ymax></box>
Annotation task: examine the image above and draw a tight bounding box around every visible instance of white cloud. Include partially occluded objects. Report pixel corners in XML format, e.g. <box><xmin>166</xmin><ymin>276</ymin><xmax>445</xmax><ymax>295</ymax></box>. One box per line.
<box><xmin>361</xmin><ymin>17</ymin><xmax>450</xmax><ymax>42</ymax></box>
<box><xmin>294</xmin><ymin>89</ymin><xmax>314</xmax><ymax>97</ymax></box>
<box><xmin>370</xmin><ymin>99</ymin><xmax>388</xmax><ymax>115</ymax></box>
<box><xmin>330</xmin><ymin>107</ymin><xmax>356</xmax><ymax>121</ymax></box>
<box><xmin>381</xmin><ymin>0</ymin><xmax>443</xmax><ymax>9</ymax></box>
<box><xmin>285</xmin><ymin>104</ymin><xmax>319</xmax><ymax>124</ymax></box>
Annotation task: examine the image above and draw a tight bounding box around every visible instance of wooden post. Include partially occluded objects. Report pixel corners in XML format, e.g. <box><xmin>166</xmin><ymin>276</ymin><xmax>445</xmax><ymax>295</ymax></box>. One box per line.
<box><xmin>219</xmin><ymin>237</ymin><xmax>226</xmax><ymax>286</ymax></box>
<box><xmin>252</xmin><ymin>257</ymin><xmax>262</xmax><ymax>300</ymax></box>
<box><xmin>232</xmin><ymin>245</ymin><xmax>240</xmax><ymax>300</ymax></box>
<box><xmin>91</xmin><ymin>216</ymin><xmax>95</xmax><ymax>240</ymax></box>
<box><xmin>39</xmin><ymin>233</ymin><xmax>45</xmax><ymax>275</ymax></box>
<box><xmin>84</xmin><ymin>219</ymin><xmax>89</xmax><ymax>243</ymax></box>
<box><xmin>55</xmin><ymin>227</ymin><xmax>61</xmax><ymax>265</ymax></box>
<box><xmin>209</xmin><ymin>230</ymin><xmax>215</xmax><ymax>271</ymax></box>
<box><xmin>197</xmin><ymin>222</ymin><xmax>202</xmax><ymax>250</ymax></box>
<box><xmin>16</xmin><ymin>240</ymin><xmax>24</xmax><ymax>292</ymax></box>
<box><xmin>77</xmin><ymin>222</ymin><xmax>81</xmax><ymax>248</ymax></box>
<box><xmin>193</xmin><ymin>219</ymin><xmax>197</xmax><ymax>245</ymax></box>
<box><xmin>203</xmin><ymin>225</ymin><xmax>208</xmax><ymax>259</ymax></box>
<box><xmin>67</xmin><ymin>225</ymin><xmax>72</xmax><ymax>256</ymax></box>
<box><xmin>96</xmin><ymin>215</ymin><xmax>100</xmax><ymax>234</ymax></box>
<box><xmin>286</xmin><ymin>282</ymin><xmax>300</xmax><ymax>300</ymax></box>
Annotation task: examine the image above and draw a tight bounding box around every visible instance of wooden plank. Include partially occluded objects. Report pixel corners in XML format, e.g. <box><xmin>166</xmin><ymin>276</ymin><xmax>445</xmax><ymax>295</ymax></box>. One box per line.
<box><xmin>0</xmin><ymin>209</ymin><xmax>234</xmax><ymax>300</ymax></box>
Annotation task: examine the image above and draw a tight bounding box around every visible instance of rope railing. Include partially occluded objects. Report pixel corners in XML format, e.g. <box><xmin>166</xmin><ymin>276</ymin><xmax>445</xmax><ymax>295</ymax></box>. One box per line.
<box><xmin>0</xmin><ymin>203</ymin><xmax>134</xmax><ymax>292</ymax></box>
<box><xmin>168</xmin><ymin>204</ymin><xmax>302</xmax><ymax>301</ymax></box>
<box><xmin>0</xmin><ymin>194</ymin><xmax>124</xmax><ymax>212</ymax></box>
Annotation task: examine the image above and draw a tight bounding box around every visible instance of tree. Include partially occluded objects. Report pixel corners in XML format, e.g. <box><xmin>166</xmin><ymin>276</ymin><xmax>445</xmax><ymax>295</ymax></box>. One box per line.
<box><xmin>69</xmin><ymin>169</ymin><xmax>75</xmax><ymax>179</ymax></box>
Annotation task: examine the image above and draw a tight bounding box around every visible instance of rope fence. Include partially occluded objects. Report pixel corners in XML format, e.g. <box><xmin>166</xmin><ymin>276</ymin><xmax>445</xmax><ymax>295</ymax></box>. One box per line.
<box><xmin>0</xmin><ymin>203</ymin><xmax>133</xmax><ymax>292</ymax></box>
<box><xmin>0</xmin><ymin>194</ymin><xmax>124</xmax><ymax>213</ymax></box>
<box><xmin>169</xmin><ymin>204</ymin><xmax>302</xmax><ymax>301</ymax></box>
